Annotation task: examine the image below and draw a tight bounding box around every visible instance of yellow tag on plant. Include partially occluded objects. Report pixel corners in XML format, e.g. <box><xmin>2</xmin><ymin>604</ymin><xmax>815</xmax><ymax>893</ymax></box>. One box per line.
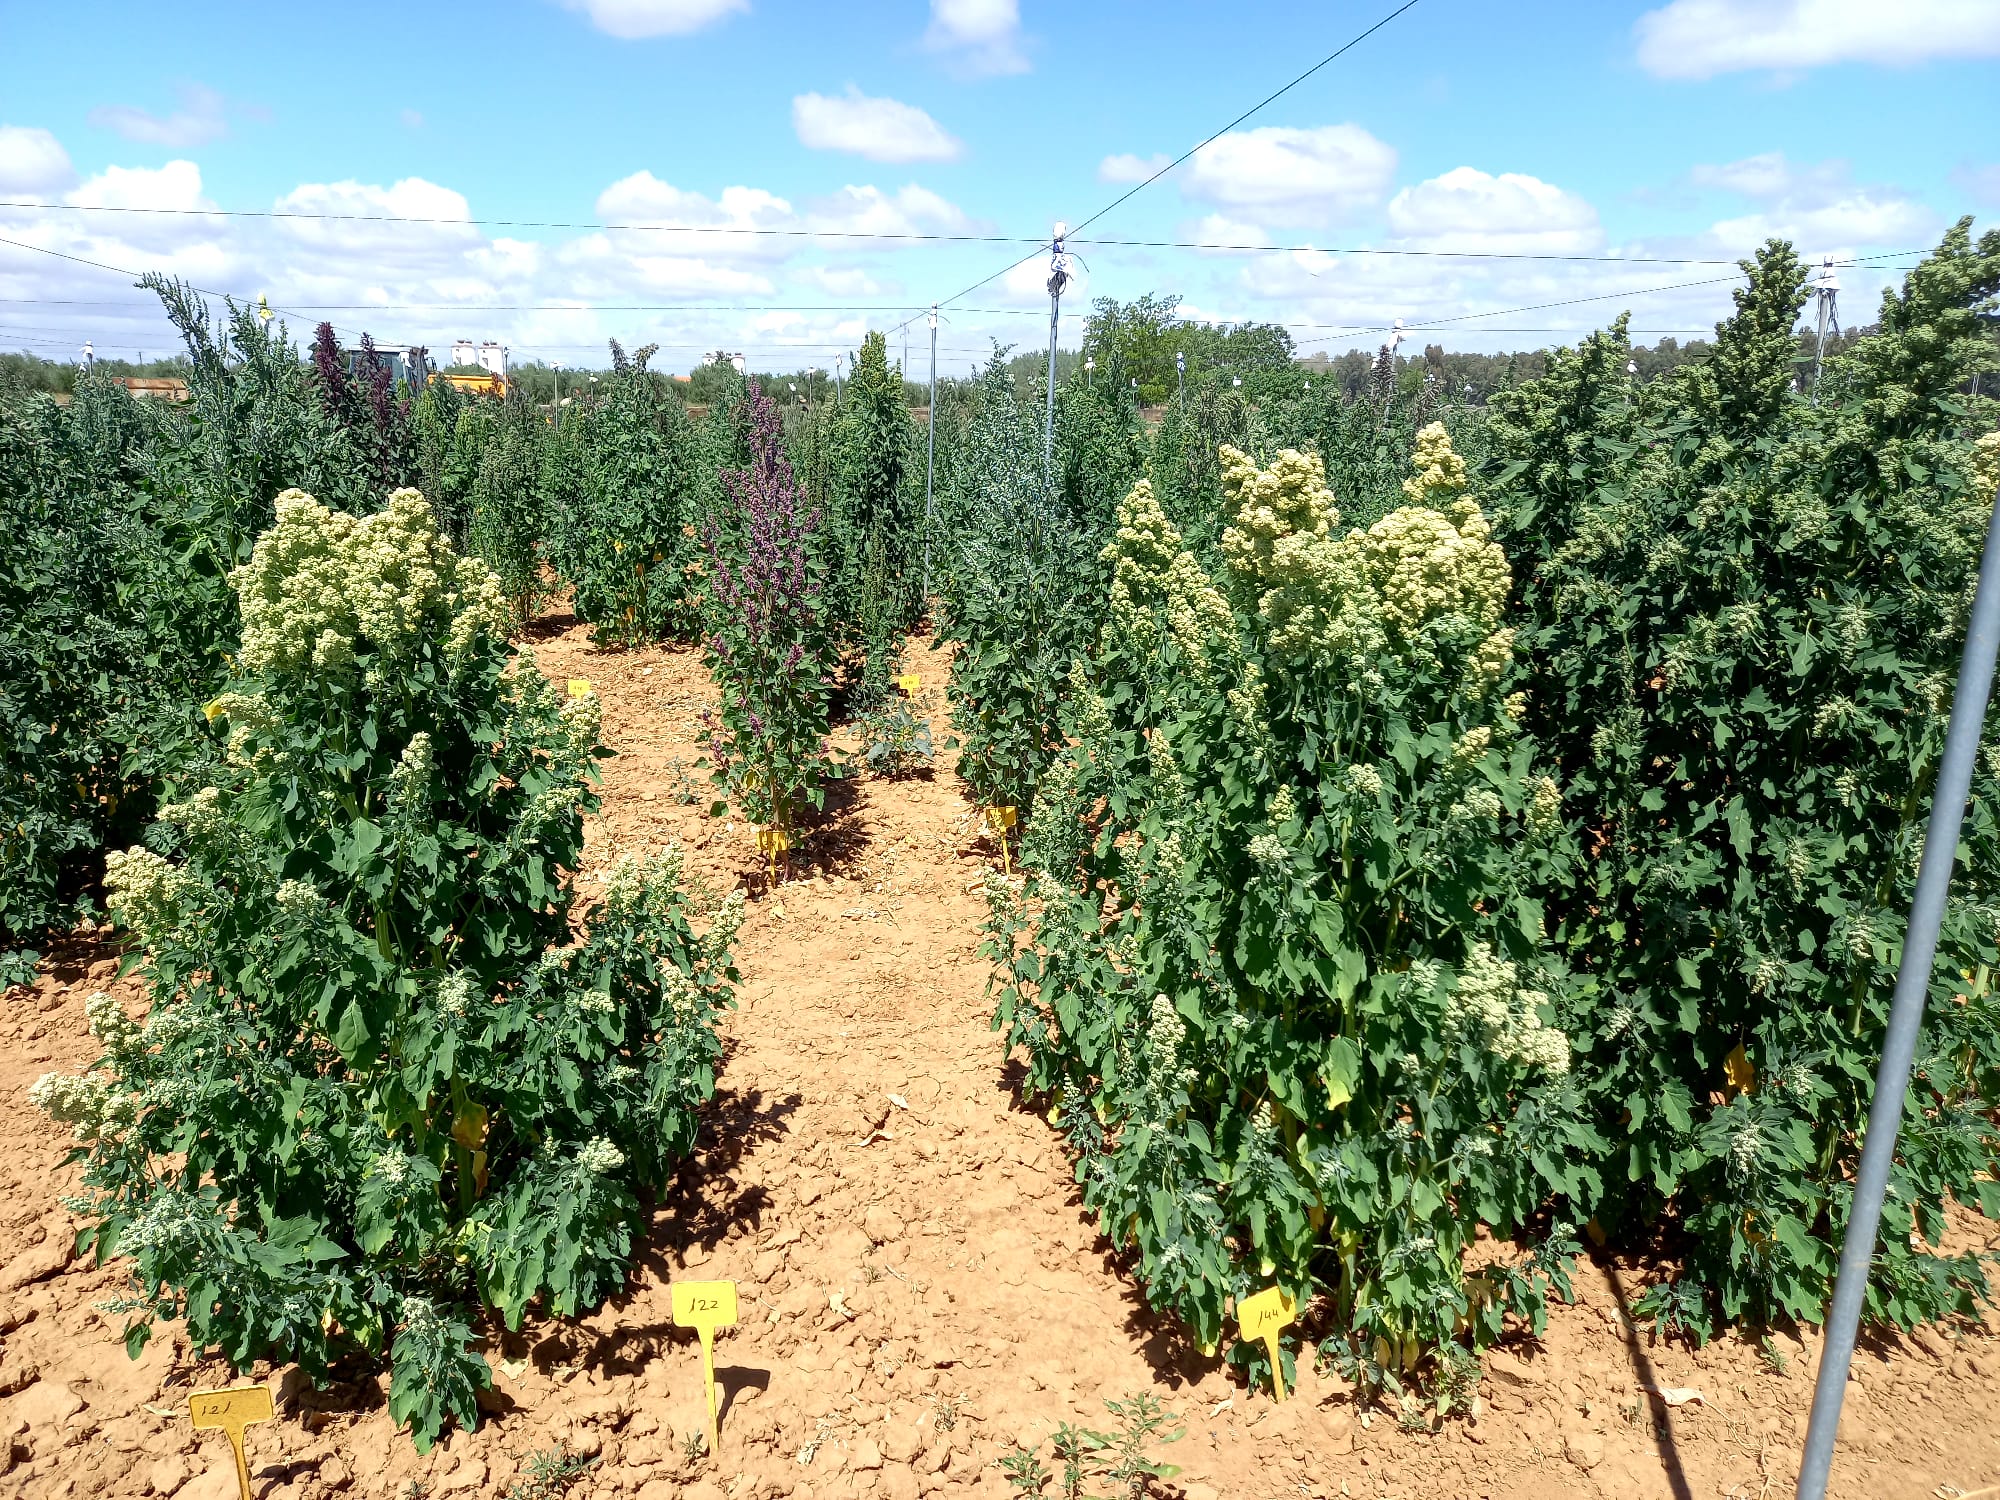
<box><xmin>984</xmin><ymin>806</ymin><xmax>1017</xmax><ymax>875</ymax></box>
<box><xmin>671</xmin><ymin>1280</ymin><xmax>738</xmax><ymax>1459</ymax></box>
<box><xmin>188</xmin><ymin>1383</ymin><xmax>275</xmax><ymax>1500</ymax></box>
<box><xmin>895</xmin><ymin>672</ymin><xmax>922</xmax><ymax>696</ymax></box>
<box><xmin>757</xmin><ymin>827</ymin><xmax>790</xmax><ymax>854</ymax></box>
<box><xmin>567</xmin><ymin>678</ymin><xmax>592</xmax><ymax>698</ymax></box>
<box><xmin>202</xmin><ymin>698</ymin><xmax>226</xmax><ymax>723</ymax></box>
<box><xmin>1237</xmin><ymin>1286</ymin><xmax>1297</xmax><ymax>1401</ymax></box>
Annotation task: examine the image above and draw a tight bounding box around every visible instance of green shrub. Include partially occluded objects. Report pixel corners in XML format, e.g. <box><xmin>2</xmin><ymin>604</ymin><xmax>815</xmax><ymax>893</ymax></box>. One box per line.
<box><xmin>852</xmin><ymin>692</ymin><xmax>935</xmax><ymax>778</ymax></box>
<box><xmin>1492</xmin><ymin>224</ymin><xmax>2000</xmax><ymax>1336</ymax></box>
<box><xmin>467</xmin><ymin>403</ymin><xmax>549</xmax><ymax>622</ymax></box>
<box><xmin>939</xmin><ymin>352</ymin><xmax>1105</xmax><ymax>817</ymax></box>
<box><xmin>554</xmin><ymin>342</ymin><xmax>706</xmax><ymax>646</ymax></box>
<box><xmin>997</xmin><ymin>433</ymin><xmax>1587</xmax><ymax>1406</ymax></box>
<box><xmin>34</xmin><ymin>489</ymin><xmax>736</xmax><ymax>1449</ymax></box>
<box><xmin>702</xmin><ymin>383</ymin><xmax>836</xmax><ymax>841</ymax></box>
<box><xmin>1</xmin><ymin>277</ymin><xmax>381</xmax><ymax>950</ymax></box>
<box><xmin>827</xmin><ymin>332</ymin><xmax>920</xmax><ymax>707</ymax></box>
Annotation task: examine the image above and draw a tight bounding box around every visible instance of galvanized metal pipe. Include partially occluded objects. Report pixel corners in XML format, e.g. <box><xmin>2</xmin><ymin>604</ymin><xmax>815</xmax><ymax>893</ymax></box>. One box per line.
<box><xmin>1795</xmin><ymin>479</ymin><xmax>2000</xmax><ymax>1499</ymax></box>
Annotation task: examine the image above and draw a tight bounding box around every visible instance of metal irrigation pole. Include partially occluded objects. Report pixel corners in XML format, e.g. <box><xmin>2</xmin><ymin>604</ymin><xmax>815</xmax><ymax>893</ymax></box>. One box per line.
<box><xmin>923</xmin><ymin>304</ymin><xmax>938</xmax><ymax>602</ymax></box>
<box><xmin>1043</xmin><ymin>220</ymin><xmax>1069</xmax><ymax>475</ymax></box>
<box><xmin>1794</xmin><ymin>478</ymin><xmax>2000</xmax><ymax>1500</ymax></box>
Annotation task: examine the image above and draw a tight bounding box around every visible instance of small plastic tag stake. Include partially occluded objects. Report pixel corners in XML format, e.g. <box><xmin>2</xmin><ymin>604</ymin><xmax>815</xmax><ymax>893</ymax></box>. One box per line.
<box><xmin>671</xmin><ymin>1280</ymin><xmax>738</xmax><ymax>1458</ymax></box>
<box><xmin>985</xmin><ymin>806</ymin><xmax>1017</xmax><ymax>875</ymax></box>
<box><xmin>757</xmin><ymin>826</ymin><xmax>790</xmax><ymax>885</ymax></box>
<box><xmin>1237</xmin><ymin>1286</ymin><xmax>1297</xmax><ymax>1401</ymax></box>
<box><xmin>188</xmin><ymin>1383</ymin><xmax>275</xmax><ymax>1500</ymax></box>
<box><xmin>895</xmin><ymin>672</ymin><xmax>922</xmax><ymax>697</ymax></box>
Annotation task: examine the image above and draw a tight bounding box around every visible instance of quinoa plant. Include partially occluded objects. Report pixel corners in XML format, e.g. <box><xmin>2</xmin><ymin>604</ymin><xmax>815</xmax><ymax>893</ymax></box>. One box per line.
<box><xmin>553</xmin><ymin>341</ymin><xmax>706</xmax><ymax>646</ymax></box>
<box><xmin>827</xmin><ymin>332</ymin><xmax>921</xmax><ymax>707</ymax></box>
<box><xmin>997</xmin><ymin>432</ymin><xmax>1589</xmax><ymax>1401</ymax></box>
<box><xmin>938</xmin><ymin>351</ymin><xmax>1106</xmax><ymax>817</ymax></box>
<box><xmin>1492</xmin><ymin>225</ymin><xmax>2000</xmax><ymax>1336</ymax></box>
<box><xmin>33</xmin><ymin>489</ymin><xmax>737</xmax><ymax>1450</ymax></box>
<box><xmin>702</xmin><ymin>382</ymin><xmax>836</xmax><ymax>840</ymax></box>
<box><xmin>467</xmin><ymin>401</ymin><xmax>550</xmax><ymax>623</ymax></box>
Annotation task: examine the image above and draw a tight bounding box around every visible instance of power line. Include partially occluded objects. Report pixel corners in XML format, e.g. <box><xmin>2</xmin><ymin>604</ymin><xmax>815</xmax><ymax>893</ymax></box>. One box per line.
<box><xmin>887</xmin><ymin>0</ymin><xmax>1428</xmax><ymax>339</ymax></box>
<box><xmin>1068</xmin><ymin>0</ymin><xmax>1424</xmax><ymax>241</ymax></box>
<box><xmin>0</xmin><ymin>199</ymin><xmax>1038</xmax><ymax>247</ymax></box>
<box><xmin>0</xmin><ymin>232</ymin><xmax>367</xmax><ymax>344</ymax></box>
<box><xmin>2</xmin><ymin>198</ymin><xmax>1901</xmax><ymax>270</ymax></box>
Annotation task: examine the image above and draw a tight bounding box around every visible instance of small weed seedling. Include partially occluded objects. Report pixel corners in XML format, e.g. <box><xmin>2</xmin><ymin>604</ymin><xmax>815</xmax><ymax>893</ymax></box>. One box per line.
<box><xmin>852</xmin><ymin>693</ymin><xmax>935</xmax><ymax>779</ymax></box>
<box><xmin>502</xmin><ymin>1443</ymin><xmax>598</xmax><ymax>1500</ymax></box>
<box><xmin>997</xmin><ymin>1394</ymin><xmax>1182</xmax><ymax>1500</ymax></box>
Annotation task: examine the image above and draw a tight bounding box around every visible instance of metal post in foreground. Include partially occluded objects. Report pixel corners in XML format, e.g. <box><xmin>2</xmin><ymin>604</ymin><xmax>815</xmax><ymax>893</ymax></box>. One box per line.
<box><xmin>922</xmin><ymin>304</ymin><xmax>938</xmax><ymax>602</ymax></box>
<box><xmin>1043</xmin><ymin>220</ymin><xmax>1069</xmax><ymax>474</ymax></box>
<box><xmin>1795</xmin><ymin>480</ymin><xmax>2000</xmax><ymax>1500</ymax></box>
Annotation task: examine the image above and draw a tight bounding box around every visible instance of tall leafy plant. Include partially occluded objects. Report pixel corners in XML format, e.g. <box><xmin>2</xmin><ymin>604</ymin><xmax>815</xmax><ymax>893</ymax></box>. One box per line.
<box><xmin>1492</xmin><ymin>225</ymin><xmax>2000</xmax><ymax>1336</ymax></box>
<box><xmin>467</xmin><ymin>400</ymin><xmax>549</xmax><ymax>623</ymax></box>
<box><xmin>938</xmin><ymin>351</ymin><xmax>1106</xmax><ymax>817</ymax></box>
<box><xmin>33</xmin><ymin>489</ymin><xmax>736</xmax><ymax>1449</ymax></box>
<box><xmin>829</xmin><ymin>331</ymin><xmax>919</xmax><ymax>705</ymax></box>
<box><xmin>702</xmin><ymin>382</ymin><xmax>836</xmax><ymax>840</ymax></box>
<box><xmin>996</xmin><ymin>433</ymin><xmax>1589</xmax><ymax>1406</ymax></box>
<box><xmin>556</xmin><ymin>341</ymin><xmax>704</xmax><ymax>646</ymax></box>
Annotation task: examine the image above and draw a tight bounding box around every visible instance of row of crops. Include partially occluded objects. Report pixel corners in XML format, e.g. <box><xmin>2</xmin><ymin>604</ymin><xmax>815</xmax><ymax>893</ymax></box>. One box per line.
<box><xmin>2</xmin><ymin>224</ymin><xmax>1997</xmax><ymax>1444</ymax></box>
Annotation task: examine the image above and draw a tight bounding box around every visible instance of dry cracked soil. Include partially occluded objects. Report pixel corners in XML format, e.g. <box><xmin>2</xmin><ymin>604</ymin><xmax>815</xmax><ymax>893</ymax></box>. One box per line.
<box><xmin>3</xmin><ymin>614</ymin><xmax>1999</xmax><ymax>1500</ymax></box>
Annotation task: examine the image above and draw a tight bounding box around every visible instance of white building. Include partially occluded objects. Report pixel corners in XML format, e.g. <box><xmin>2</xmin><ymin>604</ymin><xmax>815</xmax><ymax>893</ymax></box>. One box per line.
<box><xmin>451</xmin><ymin>339</ymin><xmax>477</xmax><ymax>367</ymax></box>
<box><xmin>478</xmin><ymin>341</ymin><xmax>509</xmax><ymax>378</ymax></box>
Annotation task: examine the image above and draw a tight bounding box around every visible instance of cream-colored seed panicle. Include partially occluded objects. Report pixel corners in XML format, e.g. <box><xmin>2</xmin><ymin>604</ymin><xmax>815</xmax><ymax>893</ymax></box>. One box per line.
<box><xmin>1102</xmin><ymin>479</ymin><xmax>1235</xmax><ymax>677</ymax></box>
<box><xmin>230</xmin><ymin>487</ymin><xmax>510</xmax><ymax>677</ymax></box>
<box><xmin>1211</xmin><ymin>429</ymin><xmax>1515</xmax><ymax>682</ymax></box>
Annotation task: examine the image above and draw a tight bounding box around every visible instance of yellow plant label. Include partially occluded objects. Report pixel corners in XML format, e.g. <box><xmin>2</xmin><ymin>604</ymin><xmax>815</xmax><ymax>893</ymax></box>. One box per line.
<box><xmin>567</xmin><ymin>678</ymin><xmax>592</xmax><ymax>698</ymax></box>
<box><xmin>985</xmin><ymin>805</ymin><xmax>1017</xmax><ymax>830</ymax></box>
<box><xmin>757</xmin><ymin>827</ymin><xmax>791</xmax><ymax>854</ymax></box>
<box><xmin>672</xmin><ymin>1280</ymin><xmax>738</xmax><ymax>1457</ymax></box>
<box><xmin>202</xmin><ymin>698</ymin><xmax>226</xmax><ymax>723</ymax></box>
<box><xmin>1237</xmin><ymin>1286</ymin><xmax>1296</xmax><ymax>1401</ymax></box>
<box><xmin>1723</xmin><ymin>1043</ymin><xmax>1755</xmax><ymax>1095</ymax></box>
<box><xmin>189</xmin><ymin>1383</ymin><xmax>275</xmax><ymax>1500</ymax></box>
<box><xmin>895</xmin><ymin>673</ymin><xmax>922</xmax><ymax>696</ymax></box>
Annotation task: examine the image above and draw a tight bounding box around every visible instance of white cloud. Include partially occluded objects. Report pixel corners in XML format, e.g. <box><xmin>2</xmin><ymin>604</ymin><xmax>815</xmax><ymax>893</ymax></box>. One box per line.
<box><xmin>1182</xmin><ymin>125</ymin><xmax>1396</xmax><ymax>228</ymax></box>
<box><xmin>1185</xmin><ymin>214</ymin><xmax>1274</xmax><ymax>251</ymax></box>
<box><xmin>792</xmin><ymin>88</ymin><xmax>963</xmax><ymax>164</ymax></box>
<box><xmin>0</xmin><ymin>125</ymin><xmax>74</xmax><ymax>195</ymax></box>
<box><xmin>71</xmin><ymin>160</ymin><xmax>212</xmax><ymax>213</ymax></box>
<box><xmin>88</xmin><ymin>84</ymin><xmax>228</xmax><ymax>149</ymax></box>
<box><xmin>1098</xmin><ymin>152</ymin><xmax>1171</xmax><ymax>185</ymax></box>
<box><xmin>1635</xmin><ymin>0</ymin><xmax>2000</xmax><ymax>79</ymax></box>
<box><xmin>807</xmin><ymin>183</ymin><xmax>973</xmax><ymax>237</ymax></box>
<box><xmin>799</xmin><ymin>265</ymin><xmax>887</xmax><ymax>297</ymax></box>
<box><xmin>1692</xmin><ymin>151</ymin><xmax>1937</xmax><ymax>251</ymax></box>
<box><xmin>1387</xmin><ymin>167</ymin><xmax>1603</xmax><ymax>255</ymax></box>
<box><xmin>556</xmin><ymin>0</ymin><xmax>746</xmax><ymax>38</ymax></box>
<box><xmin>923</xmin><ymin>0</ymin><xmax>1028</xmax><ymax>76</ymax></box>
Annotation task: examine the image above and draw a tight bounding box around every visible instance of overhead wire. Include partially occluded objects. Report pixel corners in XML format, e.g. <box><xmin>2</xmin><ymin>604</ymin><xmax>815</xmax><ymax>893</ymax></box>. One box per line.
<box><xmin>2</xmin><ymin>198</ymin><xmax>1910</xmax><ymax>271</ymax></box>
<box><xmin>883</xmin><ymin>0</ymin><xmax>1433</xmax><ymax>343</ymax></box>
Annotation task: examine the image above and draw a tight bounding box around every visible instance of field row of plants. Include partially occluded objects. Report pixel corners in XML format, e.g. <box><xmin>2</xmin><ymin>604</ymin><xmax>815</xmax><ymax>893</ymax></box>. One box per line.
<box><xmin>1</xmin><ymin>221</ymin><xmax>1995</xmax><ymax>1445</ymax></box>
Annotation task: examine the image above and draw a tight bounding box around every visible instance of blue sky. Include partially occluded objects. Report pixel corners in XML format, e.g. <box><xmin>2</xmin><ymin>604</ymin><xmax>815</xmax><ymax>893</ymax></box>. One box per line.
<box><xmin>0</xmin><ymin>0</ymin><xmax>1995</xmax><ymax>375</ymax></box>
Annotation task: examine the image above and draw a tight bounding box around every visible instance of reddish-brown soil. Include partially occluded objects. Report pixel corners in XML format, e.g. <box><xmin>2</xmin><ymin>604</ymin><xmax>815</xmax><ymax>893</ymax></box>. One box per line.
<box><xmin>3</xmin><ymin>618</ymin><xmax>1999</xmax><ymax>1500</ymax></box>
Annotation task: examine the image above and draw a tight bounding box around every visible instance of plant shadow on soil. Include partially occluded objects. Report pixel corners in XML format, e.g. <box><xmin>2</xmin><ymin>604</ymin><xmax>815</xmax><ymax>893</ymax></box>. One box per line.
<box><xmin>761</xmin><ymin>771</ymin><xmax>872</xmax><ymax>889</ymax></box>
<box><xmin>1594</xmin><ymin>1256</ymin><xmax>1695</xmax><ymax>1500</ymax></box>
<box><xmin>519</xmin><ymin>609</ymin><xmax>582</xmax><ymax>645</ymax></box>
<box><xmin>991</xmin><ymin>1055</ymin><xmax>1226</xmax><ymax>1394</ymax></box>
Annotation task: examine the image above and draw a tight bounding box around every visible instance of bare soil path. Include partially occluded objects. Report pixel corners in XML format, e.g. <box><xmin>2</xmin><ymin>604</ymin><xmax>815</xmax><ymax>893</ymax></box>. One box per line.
<box><xmin>2</xmin><ymin>617</ymin><xmax>1998</xmax><ymax>1500</ymax></box>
